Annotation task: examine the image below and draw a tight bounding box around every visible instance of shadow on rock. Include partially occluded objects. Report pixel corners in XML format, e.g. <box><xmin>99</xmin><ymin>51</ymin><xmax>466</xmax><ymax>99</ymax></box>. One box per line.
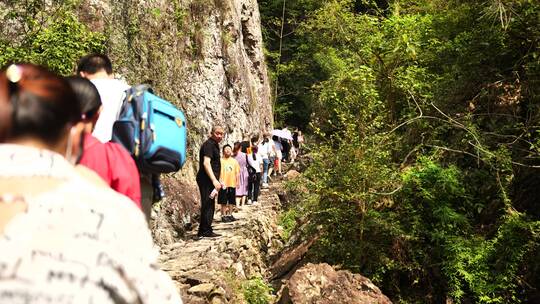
<box><xmin>151</xmin><ymin>176</ymin><xmax>200</xmax><ymax>246</ymax></box>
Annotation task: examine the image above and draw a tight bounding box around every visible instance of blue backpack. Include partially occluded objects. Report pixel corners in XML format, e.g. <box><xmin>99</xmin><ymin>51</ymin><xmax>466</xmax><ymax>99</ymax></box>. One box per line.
<box><xmin>112</xmin><ymin>85</ymin><xmax>187</xmax><ymax>174</ymax></box>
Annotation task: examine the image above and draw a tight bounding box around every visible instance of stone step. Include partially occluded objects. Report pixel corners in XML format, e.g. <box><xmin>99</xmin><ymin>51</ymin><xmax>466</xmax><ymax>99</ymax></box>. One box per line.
<box><xmin>158</xmin><ymin>178</ymin><xmax>286</xmax><ymax>303</ymax></box>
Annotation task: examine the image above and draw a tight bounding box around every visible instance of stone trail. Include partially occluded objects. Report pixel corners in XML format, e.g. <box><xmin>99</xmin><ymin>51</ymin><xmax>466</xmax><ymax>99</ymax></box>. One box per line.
<box><xmin>156</xmin><ymin>160</ymin><xmax>393</xmax><ymax>304</ymax></box>
<box><xmin>158</xmin><ymin>180</ymin><xmax>285</xmax><ymax>304</ymax></box>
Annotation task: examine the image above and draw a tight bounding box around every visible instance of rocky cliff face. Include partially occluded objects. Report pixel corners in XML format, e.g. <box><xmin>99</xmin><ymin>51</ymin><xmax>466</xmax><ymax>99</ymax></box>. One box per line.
<box><xmin>80</xmin><ymin>0</ymin><xmax>273</xmax><ymax>179</ymax></box>
<box><xmin>78</xmin><ymin>0</ymin><xmax>273</xmax><ymax>244</ymax></box>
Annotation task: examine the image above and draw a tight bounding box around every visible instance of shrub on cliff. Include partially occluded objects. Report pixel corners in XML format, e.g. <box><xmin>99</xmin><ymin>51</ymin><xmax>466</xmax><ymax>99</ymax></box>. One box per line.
<box><xmin>0</xmin><ymin>1</ymin><xmax>105</xmax><ymax>74</ymax></box>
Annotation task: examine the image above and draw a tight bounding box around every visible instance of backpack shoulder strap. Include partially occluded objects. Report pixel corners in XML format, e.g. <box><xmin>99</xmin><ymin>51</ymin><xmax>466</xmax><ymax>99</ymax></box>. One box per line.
<box><xmin>132</xmin><ymin>84</ymin><xmax>152</xmax><ymax>94</ymax></box>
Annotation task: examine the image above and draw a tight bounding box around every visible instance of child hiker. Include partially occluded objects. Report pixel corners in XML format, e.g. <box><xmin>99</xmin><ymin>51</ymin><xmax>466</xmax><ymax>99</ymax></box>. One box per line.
<box><xmin>218</xmin><ymin>144</ymin><xmax>240</xmax><ymax>222</ymax></box>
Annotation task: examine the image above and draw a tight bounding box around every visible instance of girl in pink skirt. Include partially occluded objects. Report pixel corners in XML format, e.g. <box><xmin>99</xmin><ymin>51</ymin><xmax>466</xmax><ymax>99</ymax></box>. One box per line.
<box><xmin>233</xmin><ymin>141</ymin><xmax>249</xmax><ymax>206</ymax></box>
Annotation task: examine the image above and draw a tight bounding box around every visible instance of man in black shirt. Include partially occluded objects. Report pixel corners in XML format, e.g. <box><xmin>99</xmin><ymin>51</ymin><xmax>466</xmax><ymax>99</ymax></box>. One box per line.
<box><xmin>197</xmin><ymin>125</ymin><xmax>224</xmax><ymax>238</ymax></box>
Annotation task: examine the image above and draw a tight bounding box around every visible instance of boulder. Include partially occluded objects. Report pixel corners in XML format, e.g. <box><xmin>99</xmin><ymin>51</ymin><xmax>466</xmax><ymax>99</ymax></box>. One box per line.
<box><xmin>151</xmin><ymin>178</ymin><xmax>199</xmax><ymax>246</ymax></box>
<box><xmin>188</xmin><ymin>283</ymin><xmax>216</xmax><ymax>297</ymax></box>
<box><xmin>284</xmin><ymin>170</ymin><xmax>301</xmax><ymax>181</ymax></box>
<box><xmin>279</xmin><ymin>263</ymin><xmax>392</xmax><ymax>304</ymax></box>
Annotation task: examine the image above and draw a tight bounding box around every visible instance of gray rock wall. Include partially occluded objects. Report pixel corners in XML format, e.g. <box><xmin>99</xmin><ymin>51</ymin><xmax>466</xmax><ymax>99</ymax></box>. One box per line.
<box><xmin>79</xmin><ymin>0</ymin><xmax>273</xmax><ymax>180</ymax></box>
<box><xmin>77</xmin><ymin>0</ymin><xmax>273</xmax><ymax>245</ymax></box>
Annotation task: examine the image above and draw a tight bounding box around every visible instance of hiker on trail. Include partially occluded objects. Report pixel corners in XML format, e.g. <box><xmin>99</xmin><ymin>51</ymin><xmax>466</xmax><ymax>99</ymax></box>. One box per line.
<box><xmin>272</xmin><ymin>135</ymin><xmax>283</xmax><ymax>176</ymax></box>
<box><xmin>289</xmin><ymin>138</ymin><xmax>297</xmax><ymax>163</ymax></box>
<box><xmin>76</xmin><ymin>53</ymin><xmax>130</xmax><ymax>143</ymax></box>
<box><xmin>247</xmin><ymin>136</ymin><xmax>262</xmax><ymax>205</ymax></box>
<box><xmin>197</xmin><ymin>125</ymin><xmax>224</xmax><ymax>238</ymax></box>
<box><xmin>281</xmin><ymin>137</ymin><xmax>291</xmax><ymax>163</ymax></box>
<box><xmin>233</xmin><ymin>141</ymin><xmax>249</xmax><ymax>207</ymax></box>
<box><xmin>291</xmin><ymin>129</ymin><xmax>304</xmax><ymax>161</ymax></box>
<box><xmin>240</xmin><ymin>137</ymin><xmax>251</xmax><ymax>153</ymax></box>
<box><xmin>267</xmin><ymin>134</ymin><xmax>277</xmax><ymax>180</ymax></box>
<box><xmin>242</xmin><ymin>133</ymin><xmax>258</xmax><ymax>154</ymax></box>
<box><xmin>293</xmin><ymin>129</ymin><xmax>299</xmax><ymax>151</ymax></box>
<box><xmin>77</xmin><ymin>53</ymin><xmax>162</xmax><ymax>222</ymax></box>
<box><xmin>0</xmin><ymin>63</ymin><xmax>182</xmax><ymax>303</ymax></box>
<box><xmin>67</xmin><ymin>76</ymin><xmax>141</xmax><ymax>207</ymax></box>
<box><xmin>218</xmin><ymin>144</ymin><xmax>240</xmax><ymax>222</ymax></box>
<box><xmin>258</xmin><ymin>132</ymin><xmax>273</xmax><ymax>188</ymax></box>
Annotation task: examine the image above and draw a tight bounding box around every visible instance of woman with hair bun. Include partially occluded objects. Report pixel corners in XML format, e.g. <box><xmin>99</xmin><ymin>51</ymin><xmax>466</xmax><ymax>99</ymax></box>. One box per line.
<box><xmin>67</xmin><ymin>76</ymin><xmax>142</xmax><ymax>207</ymax></box>
<box><xmin>0</xmin><ymin>63</ymin><xmax>182</xmax><ymax>303</ymax></box>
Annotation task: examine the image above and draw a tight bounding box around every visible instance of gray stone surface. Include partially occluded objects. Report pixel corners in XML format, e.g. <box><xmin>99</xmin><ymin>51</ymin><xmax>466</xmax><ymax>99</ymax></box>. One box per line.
<box><xmin>278</xmin><ymin>263</ymin><xmax>393</xmax><ymax>304</ymax></box>
<box><xmin>79</xmin><ymin>0</ymin><xmax>273</xmax><ymax>172</ymax></box>
<box><xmin>158</xmin><ymin>182</ymin><xmax>283</xmax><ymax>303</ymax></box>
<box><xmin>76</xmin><ymin>0</ymin><xmax>273</xmax><ymax>247</ymax></box>
<box><xmin>188</xmin><ymin>283</ymin><xmax>216</xmax><ymax>297</ymax></box>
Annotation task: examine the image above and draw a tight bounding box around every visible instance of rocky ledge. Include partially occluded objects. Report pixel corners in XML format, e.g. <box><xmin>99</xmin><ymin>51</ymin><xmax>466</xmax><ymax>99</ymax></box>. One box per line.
<box><xmin>158</xmin><ymin>183</ymin><xmax>284</xmax><ymax>303</ymax></box>
<box><xmin>276</xmin><ymin>263</ymin><xmax>392</xmax><ymax>304</ymax></box>
<box><xmin>157</xmin><ymin>166</ymin><xmax>392</xmax><ymax>303</ymax></box>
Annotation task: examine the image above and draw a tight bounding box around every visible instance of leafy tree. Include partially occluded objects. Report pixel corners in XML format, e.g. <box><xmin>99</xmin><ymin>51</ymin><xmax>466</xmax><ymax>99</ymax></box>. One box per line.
<box><xmin>260</xmin><ymin>0</ymin><xmax>540</xmax><ymax>302</ymax></box>
<box><xmin>0</xmin><ymin>0</ymin><xmax>105</xmax><ymax>75</ymax></box>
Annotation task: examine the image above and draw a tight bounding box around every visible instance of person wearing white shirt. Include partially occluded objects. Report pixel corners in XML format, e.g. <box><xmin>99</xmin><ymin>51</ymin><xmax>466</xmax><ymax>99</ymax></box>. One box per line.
<box><xmin>77</xmin><ymin>54</ymin><xmax>130</xmax><ymax>143</ymax></box>
<box><xmin>77</xmin><ymin>54</ymin><xmax>159</xmax><ymax>224</ymax></box>
<box><xmin>247</xmin><ymin>138</ymin><xmax>262</xmax><ymax>204</ymax></box>
<box><xmin>89</xmin><ymin>78</ymin><xmax>130</xmax><ymax>142</ymax></box>
<box><xmin>258</xmin><ymin>133</ymin><xmax>274</xmax><ymax>188</ymax></box>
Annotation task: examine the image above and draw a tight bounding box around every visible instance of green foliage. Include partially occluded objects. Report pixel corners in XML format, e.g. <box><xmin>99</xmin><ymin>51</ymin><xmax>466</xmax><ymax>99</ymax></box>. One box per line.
<box><xmin>434</xmin><ymin>212</ymin><xmax>540</xmax><ymax>304</ymax></box>
<box><xmin>259</xmin><ymin>0</ymin><xmax>326</xmax><ymax>127</ymax></box>
<box><xmin>149</xmin><ymin>7</ymin><xmax>162</xmax><ymax>19</ymax></box>
<box><xmin>261</xmin><ymin>0</ymin><xmax>540</xmax><ymax>302</ymax></box>
<box><xmin>0</xmin><ymin>1</ymin><xmax>105</xmax><ymax>75</ymax></box>
<box><xmin>172</xmin><ymin>2</ymin><xmax>188</xmax><ymax>35</ymax></box>
<box><xmin>277</xmin><ymin>208</ymin><xmax>296</xmax><ymax>240</ymax></box>
<box><xmin>242</xmin><ymin>277</ymin><xmax>273</xmax><ymax>304</ymax></box>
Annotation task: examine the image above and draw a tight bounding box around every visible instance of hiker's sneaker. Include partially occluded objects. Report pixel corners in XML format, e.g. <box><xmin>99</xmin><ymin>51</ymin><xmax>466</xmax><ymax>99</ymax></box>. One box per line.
<box><xmin>252</xmin><ymin>201</ymin><xmax>258</xmax><ymax>205</ymax></box>
<box><xmin>246</xmin><ymin>199</ymin><xmax>253</xmax><ymax>205</ymax></box>
<box><xmin>228</xmin><ymin>215</ymin><xmax>237</xmax><ymax>222</ymax></box>
<box><xmin>222</xmin><ymin>216</ymin><xmax>231</xmax><ymax>223</ymax></box>
<box><xmin>262</xmin><ymin>183</ymin><xmax>269</xmax><ymax>188</ymax></box>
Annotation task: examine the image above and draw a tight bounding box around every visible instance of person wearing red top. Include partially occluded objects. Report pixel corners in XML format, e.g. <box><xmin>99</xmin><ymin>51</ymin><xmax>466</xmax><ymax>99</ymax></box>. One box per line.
<box><xmin>67</xmin><ymin>76</ymin><xmax>141</xmax><ymax>208</ymax></box>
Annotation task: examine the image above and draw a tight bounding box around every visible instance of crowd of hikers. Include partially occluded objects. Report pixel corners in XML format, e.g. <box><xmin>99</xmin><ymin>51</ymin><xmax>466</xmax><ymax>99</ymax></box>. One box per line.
<box><xmin>0</xmin><ymin>55</ymin><xmax>303</xmax><ymax>302</ymax></box>
<box><xmin>0</xmin><ymin>58</ymin><xmax>181</xmax><ymax>303</ymax></box>
<box><xmin>196</xmin><ymin>126</ymin><xmax>303</xmax><ymax>238</ymax></box>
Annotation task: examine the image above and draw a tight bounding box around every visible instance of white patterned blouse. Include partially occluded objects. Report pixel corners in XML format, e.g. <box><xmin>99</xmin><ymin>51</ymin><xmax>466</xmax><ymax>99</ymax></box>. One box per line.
<box><xmin>0</xmin><ymin>144</ymin><xmax>182</xmax><ymax>304</ymax></box>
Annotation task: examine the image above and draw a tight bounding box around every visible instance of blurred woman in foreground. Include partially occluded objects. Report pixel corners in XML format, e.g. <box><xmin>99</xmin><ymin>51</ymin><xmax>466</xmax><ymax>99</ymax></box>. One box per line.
<box><xmin>0</xmin><ymin>63</ymin><xmax>181</xmax><ymax>303</ymax></box>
